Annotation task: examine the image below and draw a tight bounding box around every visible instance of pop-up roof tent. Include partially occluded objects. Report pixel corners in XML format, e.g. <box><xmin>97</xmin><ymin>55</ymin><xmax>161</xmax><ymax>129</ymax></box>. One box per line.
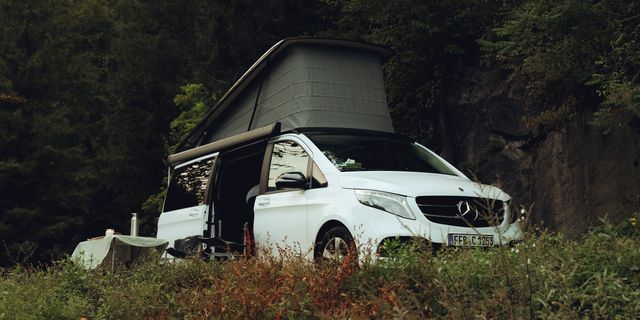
<box><xmin>174</xmin><ymin>38</ymin><xmax>394</xmax><ymax>156</ymax></box>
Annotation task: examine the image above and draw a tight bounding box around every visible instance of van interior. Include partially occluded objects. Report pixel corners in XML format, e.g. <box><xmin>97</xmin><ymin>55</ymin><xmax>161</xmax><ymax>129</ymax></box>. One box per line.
<box><xmin>211</xmin><ymin>141</ymin><xmax>267</xmax><ymax>248</ymax></box>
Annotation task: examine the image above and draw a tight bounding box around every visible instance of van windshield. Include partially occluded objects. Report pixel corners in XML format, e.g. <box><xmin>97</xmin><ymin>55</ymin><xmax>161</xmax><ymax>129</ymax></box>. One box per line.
<box><xmin>305</xmin><ymin>133</ymin><xmax>456</xmax><ymax>175</ymax></box>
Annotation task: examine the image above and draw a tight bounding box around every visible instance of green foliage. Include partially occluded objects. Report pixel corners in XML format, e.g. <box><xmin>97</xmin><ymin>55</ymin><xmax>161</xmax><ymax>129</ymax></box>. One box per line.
<box><xmin>0</xmin><ymin>0</ymin><xmax>111</xmax><ymax>264</ymax></box>
<box><xmin>0</xmin><ymin>0</ymin><xmax>331</xmax><ymax>264</ymax></box>
<box><xmin>590</xmin><ymin>11</ymin><xmax>640</xmax><ymax>126</ymax></box>
<box><xmin>169</xmin><ymin>83</ymin><xmax>214</xmax><ymax>153</ymax></box>
<box><xmin>1</xmin><ymin>229</ymin><xmax>639</xmax><ymax>318</ymax></box>
<box><xmin>485</xmin><ymin>0</ymin><xmax>607</xmax><ymax>86</ymax></box>
<box><xmin>481</xmin><ymin>0</ymin><xmax>640</xmax><ymax>128</ymax></box>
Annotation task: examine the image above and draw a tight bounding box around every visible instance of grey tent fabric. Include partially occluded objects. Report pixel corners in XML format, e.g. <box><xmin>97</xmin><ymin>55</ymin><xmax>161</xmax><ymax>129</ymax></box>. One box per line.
<box><xmin>203</xmin><ymin>45</ymin><xmax>394</xmax><ymax>143</ymax></box>
<box><xmin>177</xmin><ymin>38</ymin><xmax>394</xmax><ymax>152</ymax></box>
<box><xmin>71</xmin><ymin>235</ymin><xmax>168</xmax><ymax>269</ymax></box>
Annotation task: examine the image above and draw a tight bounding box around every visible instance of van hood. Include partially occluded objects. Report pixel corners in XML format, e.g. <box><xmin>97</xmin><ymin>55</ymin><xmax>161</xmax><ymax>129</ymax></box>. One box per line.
<box><xmin>338</xmin><ymin>171</ymin><xmax>510</xmax><ymax>200</ymax></box>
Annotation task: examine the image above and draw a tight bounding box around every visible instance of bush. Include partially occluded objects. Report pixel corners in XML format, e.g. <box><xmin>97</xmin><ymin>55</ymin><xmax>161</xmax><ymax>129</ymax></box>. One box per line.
<box><xmin>1</xmin><ymin>226</ymin><xmax>639</xmax><ymax>319</ymax></box>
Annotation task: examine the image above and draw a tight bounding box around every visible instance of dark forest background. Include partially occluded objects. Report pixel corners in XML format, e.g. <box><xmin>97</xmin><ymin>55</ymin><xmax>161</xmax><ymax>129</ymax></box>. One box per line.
<box><xmin>1</xmin><ymin>0</ymin><xmax>638</xmax><ymax>265</ymax></box>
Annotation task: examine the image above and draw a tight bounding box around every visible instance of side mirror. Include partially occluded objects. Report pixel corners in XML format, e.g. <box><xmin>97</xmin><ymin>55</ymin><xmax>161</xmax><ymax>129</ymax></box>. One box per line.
<box><xmin>275</xmin><ymin>172</ymin><xmax>308</xmax><ymax>190</ymax></box>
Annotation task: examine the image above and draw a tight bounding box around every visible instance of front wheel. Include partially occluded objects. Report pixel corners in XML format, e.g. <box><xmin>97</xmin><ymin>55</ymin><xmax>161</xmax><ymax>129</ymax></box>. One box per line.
<box><xmin>314</xmin><ymin>226</ymin><xmax>355</xmax><ymax>263</ymax></box>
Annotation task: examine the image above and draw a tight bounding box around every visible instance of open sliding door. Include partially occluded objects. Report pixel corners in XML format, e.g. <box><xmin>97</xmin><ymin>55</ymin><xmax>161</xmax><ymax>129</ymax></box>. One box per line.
<box><xmin>157</xmin><ymin>153</ymin><xmax>218</xmax><ymax>255</ymax></box>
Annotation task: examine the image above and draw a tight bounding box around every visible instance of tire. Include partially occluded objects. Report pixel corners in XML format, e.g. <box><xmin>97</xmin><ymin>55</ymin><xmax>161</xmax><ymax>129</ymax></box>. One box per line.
<box><xmin>314</xmin><ymin>226</ymin><xmax>355</xmax><ymax>263</ymax></box>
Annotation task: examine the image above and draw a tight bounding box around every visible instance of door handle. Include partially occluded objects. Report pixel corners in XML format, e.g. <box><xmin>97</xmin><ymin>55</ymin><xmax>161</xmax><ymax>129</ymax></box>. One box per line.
<box><xmin>257</xmin><ymin>198</ymin><xmax>271</xmax><ymax>207</ymax></box>
<box><xmin>188</xmin><ymin>210</ymin><xmax>199</xmax><ymax>217</ymax></box>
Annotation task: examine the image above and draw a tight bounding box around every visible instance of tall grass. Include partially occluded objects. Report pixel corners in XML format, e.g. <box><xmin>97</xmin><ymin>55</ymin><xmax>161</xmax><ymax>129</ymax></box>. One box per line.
<box><xmin>1</xmin><ymin>223</ymin><xmax>639</xmax><ymax>319</ymax></box>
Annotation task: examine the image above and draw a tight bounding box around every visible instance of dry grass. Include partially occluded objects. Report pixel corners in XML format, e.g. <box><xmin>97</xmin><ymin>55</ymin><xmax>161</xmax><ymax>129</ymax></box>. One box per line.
<box><xmin>1</xmin><ymin>221</ymin><xmax>639</xmax><ymax>319</ymax></box>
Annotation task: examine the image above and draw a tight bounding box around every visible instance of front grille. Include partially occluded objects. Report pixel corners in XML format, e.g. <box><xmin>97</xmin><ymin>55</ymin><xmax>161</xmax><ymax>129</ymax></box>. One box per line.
<box><xmin>415</xmin><ymin>196</ymin><xmax>505</xmax><ymax>227</ymax></box>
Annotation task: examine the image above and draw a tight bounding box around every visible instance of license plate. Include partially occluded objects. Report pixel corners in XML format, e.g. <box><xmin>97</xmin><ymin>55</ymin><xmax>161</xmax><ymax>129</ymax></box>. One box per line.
<box><xmin>447</xmin><ymin>234</ymin><xmax>494</xmax><ymax>247</ymax></box>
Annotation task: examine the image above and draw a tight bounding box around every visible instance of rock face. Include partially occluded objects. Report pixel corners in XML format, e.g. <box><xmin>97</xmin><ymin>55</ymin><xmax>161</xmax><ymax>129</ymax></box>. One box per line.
<box><xmin>435</xmin><ymin>70</ymin><xmax>640</xmax><ymax>235</ymax></box>
<box><xmin>530</xmin><ymin>118</ymin><xmax>640</xmax><ymax>234</ymax></box>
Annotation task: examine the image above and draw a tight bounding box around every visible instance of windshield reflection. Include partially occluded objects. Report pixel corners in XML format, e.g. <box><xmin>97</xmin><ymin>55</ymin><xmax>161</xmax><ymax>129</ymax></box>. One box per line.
<box><xmin>306</xmin><ymin>133</ymin><xmax>455</xmax><ymax>175</ymax></box>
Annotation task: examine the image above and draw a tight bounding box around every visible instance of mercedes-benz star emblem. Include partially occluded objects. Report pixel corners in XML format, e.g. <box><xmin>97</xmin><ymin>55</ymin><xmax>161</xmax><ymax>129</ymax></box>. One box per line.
<box><xmin>457</xmin><ymin>200</ymin><xmax>478</xmax><ymax>221</ymax></box>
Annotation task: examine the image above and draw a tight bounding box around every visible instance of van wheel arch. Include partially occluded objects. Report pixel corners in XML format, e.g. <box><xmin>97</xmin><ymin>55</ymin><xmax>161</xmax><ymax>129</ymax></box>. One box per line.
<box><xmin>313</xmin><ymin>220</ymin><xmax>353</xmax><ymax>260</ymax></box>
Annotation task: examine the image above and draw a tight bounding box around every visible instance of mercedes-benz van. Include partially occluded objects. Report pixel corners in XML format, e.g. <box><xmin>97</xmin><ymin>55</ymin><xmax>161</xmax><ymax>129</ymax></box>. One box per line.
<box><xmin>157</xmin><ymin>124</ymin><xmax>524</xmax><ymax>260</ymax></box>
<box><xmin>156</xmin><ymin>38</ymin><xmax>523</xmax><ymax>260</ymax></box>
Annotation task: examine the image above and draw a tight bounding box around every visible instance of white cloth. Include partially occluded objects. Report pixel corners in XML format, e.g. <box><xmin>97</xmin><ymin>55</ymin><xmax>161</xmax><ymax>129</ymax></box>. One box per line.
<box><xmin>71</xmin><ymin>235</ymin><xmax>168</xmax><ymax>269</ymax></box>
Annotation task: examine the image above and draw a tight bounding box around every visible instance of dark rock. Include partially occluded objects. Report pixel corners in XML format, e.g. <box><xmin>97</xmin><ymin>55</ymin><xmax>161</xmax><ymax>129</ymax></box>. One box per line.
<box><xmin>440</xmin><ymin>69</ymin><xmax>640</xmax><ymax>235</ymax></box>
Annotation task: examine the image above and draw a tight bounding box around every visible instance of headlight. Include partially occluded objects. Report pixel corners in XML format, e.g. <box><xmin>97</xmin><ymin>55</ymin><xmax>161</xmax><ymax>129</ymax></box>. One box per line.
<box><xmin>354</xmin><ymin>190</ymin><xmax>415</xmax><ymax>220</ymax></box>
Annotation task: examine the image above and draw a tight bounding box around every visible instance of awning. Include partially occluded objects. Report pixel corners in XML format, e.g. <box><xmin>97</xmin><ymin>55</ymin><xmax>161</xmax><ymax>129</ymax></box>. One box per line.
<box><xmin>168</xmin><ymin>122</ymin><xmax>280</xmax><ymax>166</ymax></box>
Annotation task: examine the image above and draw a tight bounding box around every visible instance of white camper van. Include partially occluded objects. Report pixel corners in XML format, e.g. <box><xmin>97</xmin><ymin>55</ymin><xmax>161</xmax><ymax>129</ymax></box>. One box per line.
<box><xmin>156</xmin><ymin>38</ymin><xmax>524</xmax><ymax>260</ymax></box>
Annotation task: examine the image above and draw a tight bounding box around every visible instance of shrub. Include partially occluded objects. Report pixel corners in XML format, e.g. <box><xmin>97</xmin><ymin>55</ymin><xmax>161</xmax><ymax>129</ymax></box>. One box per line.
<box><xmin>1</xmin><ymin>226</ymin><xmax>638</xmax><ymax>319</ymax></box>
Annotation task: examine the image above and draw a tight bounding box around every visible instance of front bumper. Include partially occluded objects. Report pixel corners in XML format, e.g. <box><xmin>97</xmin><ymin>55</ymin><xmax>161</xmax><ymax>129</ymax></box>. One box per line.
<box><xmin>348</xmin><ymin>196</ymin><xmax>524</xmax><ymax>256</ymax></box>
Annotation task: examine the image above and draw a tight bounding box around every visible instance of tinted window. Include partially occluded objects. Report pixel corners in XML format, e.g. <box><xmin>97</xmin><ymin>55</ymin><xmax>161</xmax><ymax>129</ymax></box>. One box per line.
<box><xmin>306</xmin><ymin>133</ymin><xmax>455</xmax><ymax>175</ymax></box>
<box><xmin>164</xmin><ymin>157</ymin><xmax>215</xmax><ymax>212</ymax></box>
<box><xmin>268</xmin><ymin>141</ymin><xmax>309</xmax><ymax>191</ymax></box>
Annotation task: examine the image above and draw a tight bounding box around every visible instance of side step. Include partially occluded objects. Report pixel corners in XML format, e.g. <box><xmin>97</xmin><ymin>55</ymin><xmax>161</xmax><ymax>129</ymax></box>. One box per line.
<box><xmin>164</xmin><ymin>236</ymin><xmax>245</xmax><ymax>260</ymax></box>
<box><xmin>198</xmin><ymin>236</ymin><xmax>245</xmax><ymax>260</ymax></box>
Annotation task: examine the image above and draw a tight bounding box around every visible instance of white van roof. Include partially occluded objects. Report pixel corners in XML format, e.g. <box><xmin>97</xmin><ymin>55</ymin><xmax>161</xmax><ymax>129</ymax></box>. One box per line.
<box><xmin>176</xmin><ymin>38</ymin><xmax>395</xmax><ymax>152</ymax></box>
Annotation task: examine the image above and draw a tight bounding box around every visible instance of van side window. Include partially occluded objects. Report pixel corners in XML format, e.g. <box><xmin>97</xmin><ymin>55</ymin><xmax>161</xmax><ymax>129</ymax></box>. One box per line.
<box><xmin>164</xmin><ymin>157</ymin><xmax>215</xmax><ymax>212</ymax></box>
<box><xmin>268</xmin><ymin>141</ymin><xmax>309</xmax><ymax>191</ymax></box>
